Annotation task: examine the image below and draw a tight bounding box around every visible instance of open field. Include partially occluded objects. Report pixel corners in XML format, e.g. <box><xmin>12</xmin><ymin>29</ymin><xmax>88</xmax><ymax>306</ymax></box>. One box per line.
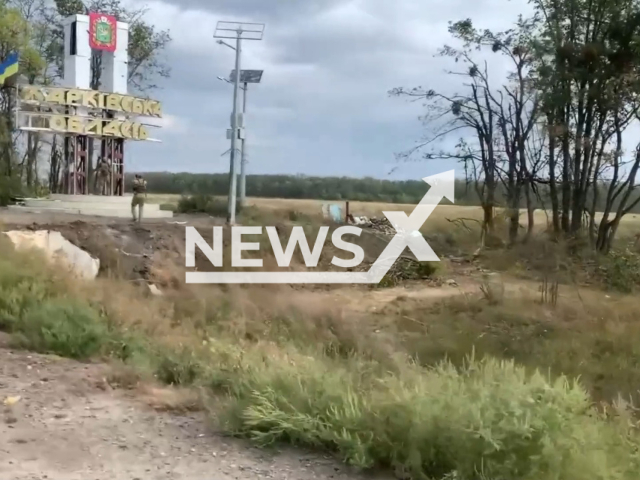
<box><xmin>148</xmin><ymin>193</ymin><xmax>640</xmax><ymax>239</ymax></box>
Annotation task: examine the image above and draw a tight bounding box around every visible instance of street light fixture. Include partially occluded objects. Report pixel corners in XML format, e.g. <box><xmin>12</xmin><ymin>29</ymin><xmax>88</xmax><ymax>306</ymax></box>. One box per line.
<box><xmin>214</xmin><ymin>20</ymin><xmax>265</xmax><ymax>225</ymax></box>
<box><xmin>217</xmin><ymin>40</ymin><xmax>238</xmax><ymax>53</ymax></box>
<box><xmin>216</xmin><ymin>71</ymin><xmax>262</xmax><ymax>205</ymax></box>
<box><xmin>227</xmin><ymin>69</ymin><xmax>263</xmax><ymax>205</ymax></box>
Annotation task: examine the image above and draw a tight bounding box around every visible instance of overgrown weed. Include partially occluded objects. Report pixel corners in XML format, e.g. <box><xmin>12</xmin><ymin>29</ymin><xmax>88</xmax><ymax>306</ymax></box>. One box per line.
<box><xmin>1</xmin><ymin>240</ymin><xmax>640</xmax><ymax>478</ymax></box>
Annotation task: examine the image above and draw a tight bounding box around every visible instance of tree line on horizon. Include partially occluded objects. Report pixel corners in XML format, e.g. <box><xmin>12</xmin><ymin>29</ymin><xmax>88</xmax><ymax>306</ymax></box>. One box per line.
<box><xmin>125</xmin><ymin>171</ymin><xmax>640</xmax><ymax>215</ymax></box>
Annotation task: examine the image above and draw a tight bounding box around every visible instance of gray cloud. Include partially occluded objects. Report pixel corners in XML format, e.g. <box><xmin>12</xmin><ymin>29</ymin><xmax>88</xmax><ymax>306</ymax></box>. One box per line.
<box><xmin>124</xmin><ymin>0</ymin><xmax>529</xmax><ymax>180</ymax></box>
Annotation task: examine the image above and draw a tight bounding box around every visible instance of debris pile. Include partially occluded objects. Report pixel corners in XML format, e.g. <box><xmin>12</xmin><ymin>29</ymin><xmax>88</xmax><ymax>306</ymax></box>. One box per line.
<box><xmin>381</xmin><ymin>256</ymin><xmax>440</xmax><ymax>286</ymax></box>
<box><xmin>348</xmin><ymin>215</ymin><xmax>397</xmax><ymax>235</ymax></box>
<box><xmin>350</xmin><ymin>254</ymin><xmax>441</xmax><ymax>287</ymax></box>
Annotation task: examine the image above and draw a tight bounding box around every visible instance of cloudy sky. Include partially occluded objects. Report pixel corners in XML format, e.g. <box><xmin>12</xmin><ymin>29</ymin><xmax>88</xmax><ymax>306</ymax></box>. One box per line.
<box><xmin>123</xmin><ymin>0</ymin><xmax>530</xmax><ymax>180</ymax></box>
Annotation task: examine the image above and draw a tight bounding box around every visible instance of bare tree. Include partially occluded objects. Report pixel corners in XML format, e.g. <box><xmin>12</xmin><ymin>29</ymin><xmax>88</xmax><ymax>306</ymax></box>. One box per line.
<box><xmin>391</xmin><ymin>17</ymin><xmax>542</xmax><ymax>246</ymax></box>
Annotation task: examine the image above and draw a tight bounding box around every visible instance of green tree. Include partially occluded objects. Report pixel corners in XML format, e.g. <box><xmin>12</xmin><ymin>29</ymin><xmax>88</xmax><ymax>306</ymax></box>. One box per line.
<box><xmin>530</xmin><ymin>0</ymin><xmax>640</xmax><ymax>251</ymax></box>
<box><xmin>394</xmin><ymin>0</ymin><xmax>640</xmax><ymax>252</ymax></box>
<box><xmin>0</xmin><ymin>0</ymin><xmax>44</xmax><ymax>190</ymax></box>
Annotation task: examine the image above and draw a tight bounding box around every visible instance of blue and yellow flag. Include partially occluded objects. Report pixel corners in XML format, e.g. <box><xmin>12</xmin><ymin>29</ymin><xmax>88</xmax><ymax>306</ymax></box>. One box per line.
<box><xmin>0</xmin><ymin>52</ymin><xmax>19</xmax><ymax>86</ymax></box>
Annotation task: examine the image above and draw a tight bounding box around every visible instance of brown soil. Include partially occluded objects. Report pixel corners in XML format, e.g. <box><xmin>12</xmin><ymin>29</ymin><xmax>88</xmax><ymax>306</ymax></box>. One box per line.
<box><xmin>0</xmin><ymin>209</ymin><xmax>220</xmax><ymax>283</ymax></box>
<box><xmin>0</xmin><ymin>208</ymin><xmax>467</xmax><ymax>286</ymax></box>
<box><xmin>0</xmin><ymin>334</ymin><xmax>390</xmax><ymax>480</ymax></box>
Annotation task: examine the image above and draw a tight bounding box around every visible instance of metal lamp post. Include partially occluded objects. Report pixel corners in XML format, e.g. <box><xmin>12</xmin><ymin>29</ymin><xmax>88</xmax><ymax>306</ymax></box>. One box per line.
<box><xmin>227</xmin><ymin>69</ymin><xmax>263</xmax><ymax>207</ymax></box>
<box><xmin>214</xmin><ymin>21</ymin><xmax>265</xmax><ymax>225</ymax></box>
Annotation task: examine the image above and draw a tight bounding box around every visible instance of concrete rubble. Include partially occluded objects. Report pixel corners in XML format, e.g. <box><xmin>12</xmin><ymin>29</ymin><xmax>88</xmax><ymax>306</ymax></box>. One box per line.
<box><xmin>3</xmin><ymin>230</ymin><xmax>100</xmax><ymax>280</ymax></box>
<box><xmin>348</xmin><ymin>215</ymin><xmax>397</xmax><ymax>234</ymax></box>
<box><xmin>8</xmin><ymin>194</ymin><xmax>173</xmax><ymax>219</ymax></box>
<box><xmin>348</xmin><ymin>215</ymin><xmax>423</xmax><ymax>237</ymax></box>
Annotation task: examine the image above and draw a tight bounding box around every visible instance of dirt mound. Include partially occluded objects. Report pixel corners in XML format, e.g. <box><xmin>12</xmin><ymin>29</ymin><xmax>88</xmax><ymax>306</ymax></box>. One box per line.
<box><xmin>2</xmin><ymin>219</ymin><xmax>187</xmax><ymax>282</ymax></box>
<box><xmin>0</xmin><ymin>211</ymin><xmax>445</xmax><ymax>291</ymax></box>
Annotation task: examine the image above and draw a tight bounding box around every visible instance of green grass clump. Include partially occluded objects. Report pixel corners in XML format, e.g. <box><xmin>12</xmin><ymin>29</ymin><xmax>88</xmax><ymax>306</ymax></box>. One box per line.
<box><xmin>11</xmin><ymin>300</ymin><xmax>110</xmax><ymax>359</ymax></box>
<box><xmin>177</xmin><ymin>194</ymin><xmax>230</xmax><ymax>217</ymax></box>
<box><xmin>598</xmin><ymin>249</ymin><xmax>640</xmax><ymax>293</ymax></box>
<box><xmin>159</xmin><ymin>202</ymin><xmax>177</xmax><ymax>212</ymax></box>
<box><xmin>205</xmin><ymin>339</ymin><xmax>639</xmax><ymax>480</ymax></box>
<box><xmin>0</xmin><ymin>246</ymin><xmax>137</xmax><ymax>360</ymax></box>
<box><xmin>152</xmin><ymin>346</ymin><xmax>206</xmax><ymax>386</ymax></box>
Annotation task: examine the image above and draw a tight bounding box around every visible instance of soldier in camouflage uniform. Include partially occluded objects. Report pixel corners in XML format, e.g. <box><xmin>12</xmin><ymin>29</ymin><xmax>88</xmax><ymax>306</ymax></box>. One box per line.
<box><xmin>95</xmin><ymin>158</ymin><xmax>110</xmax><ymax>195</ymax></box>
<box><xmin>131</xmin><ymin>174</ymin><xmax>147</xmax><ymax>222</ymax></box>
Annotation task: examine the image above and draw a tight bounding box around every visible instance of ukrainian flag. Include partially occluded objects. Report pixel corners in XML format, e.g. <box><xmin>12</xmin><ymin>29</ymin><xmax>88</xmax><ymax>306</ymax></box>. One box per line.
<box><xmin>0</xmin><ymin>52</ymin><xmax>19</xmax><ymax>86</ymax></box>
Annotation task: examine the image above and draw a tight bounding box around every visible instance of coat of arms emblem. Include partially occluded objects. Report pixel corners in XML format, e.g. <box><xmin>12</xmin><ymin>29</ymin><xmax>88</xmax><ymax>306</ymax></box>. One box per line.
<box><xmin>89</xmin><ymin>13</ymin><xmax>117</xmax><ymax>52</ymax></box>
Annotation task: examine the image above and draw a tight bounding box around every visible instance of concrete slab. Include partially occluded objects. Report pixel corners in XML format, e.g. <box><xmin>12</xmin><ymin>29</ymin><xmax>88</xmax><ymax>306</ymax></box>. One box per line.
<box><xmin>23</xmin><ymin>199</ymin><xmax>163</xmax><ymax>212</ymax></box>
<box><xmin>4</xmin><ymin>230</ymin><xmax>100</xmax><ymax>279</ymax></box>
<box><xmin>49</xmin><ymin>194</ymin><xmax>134</xmax><ymax>204</ymax></box>
<box><xmin>7</xmin><ymin>205</ymin><xmax>173</xmax><ymax>219</ymax></box>
<box><xmin>12</xmin><ymin>194</ymin><xmax>174</xmax><ymax>219</ymax></box>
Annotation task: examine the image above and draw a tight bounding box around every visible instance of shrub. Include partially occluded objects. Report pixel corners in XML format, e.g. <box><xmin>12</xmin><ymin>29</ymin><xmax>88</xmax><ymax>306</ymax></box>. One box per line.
<box><xmin>11</xmin><ymin>300</ymin><xmax>110</xmax><ymax>359</ymax></box>
<box><xmin>209</xmin><ymin>340</ymin><xmax>640</xmax><ymax>480</ymax></box>
<box><xmin>153</xmin><ymin>347</ymin><xmax>205</xmax><ymax>386</ymax></box>
<box><xmin>0</xmin><ymin>174</ymin><xmax>23</xmax><ymax>206</ymax></box>
<box><xmin>159</xmin><ymin>202</ymin><xmax>177</xmax><ymax>212</ymax></box>
<box><xmin>177</xmin><ymin>194</ymin><xmax>242</xmax><ymax>218</ymax></box>
<box><xmin>598</xmin><ymin>249</ymin><xmax>640</xmax><ymax>293</ymax></box>
<box><xmin>0</xmin><ymin>249</ymin><xmax>69</xmax><ymax>331</ymax></box>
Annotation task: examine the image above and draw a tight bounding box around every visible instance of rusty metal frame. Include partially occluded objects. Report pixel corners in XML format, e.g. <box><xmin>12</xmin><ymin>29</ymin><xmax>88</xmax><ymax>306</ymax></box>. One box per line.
<box><xmin>63</xmin><ymin>135</ymin><xmax>89</xmax><ymax>195</ymax></box>
<box><xmin>101</xmin><ymin>137</ymin><xmax>125</xmax><ymax>196</ymax></box>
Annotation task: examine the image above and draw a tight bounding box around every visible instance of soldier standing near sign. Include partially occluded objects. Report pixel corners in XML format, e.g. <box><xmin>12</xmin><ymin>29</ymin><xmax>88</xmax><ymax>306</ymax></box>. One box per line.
<box><xmin>131</xmin><ymin>174</ymin><xmax>147</xmax><ymax>222</ymax></box>
<box><xmin>95</xmin><ymin>157</ymin><xmax>110</xmax><ymax>195</ymax></box>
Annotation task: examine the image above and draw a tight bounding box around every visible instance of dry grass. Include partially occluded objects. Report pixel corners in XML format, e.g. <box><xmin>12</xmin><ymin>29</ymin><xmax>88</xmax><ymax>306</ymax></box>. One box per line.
<box><xmin>3</xmin><ymin>225</ymin><xmax>640</xmax><ymax>478</ymax></box>
<box><xmin>4</xmin><ymin>237</ymin><xmax>640</xmax><ymax>399</ymax></box>
<box><xmin>149</xmin><ymin>193</ymin><xmax>640</xmax><ymax>240</ymax></box>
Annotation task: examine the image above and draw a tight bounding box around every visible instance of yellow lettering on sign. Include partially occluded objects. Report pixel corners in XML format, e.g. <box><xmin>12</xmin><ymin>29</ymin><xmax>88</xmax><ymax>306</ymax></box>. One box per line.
<box><xmin>20</xmin><ymin>86</ymin><xmax>163</xmax><ymax>118</ymax></box>
<box><xmin>66</xmin><ymin>89</ymin><xmax>82</xmax><ymax>105</ymax></box>
<box><xmin>106</xmin><ymin>94</ymin><xmax>121</xmax><ymax>111</ymax></box>
<box><xmin>138</xmin><ymin>125</ymin><xmax>148</xmax><ymax>140</ymax></box>
<box><xmin>50</xmin><ymin>116</ymin><xmax>67</xmax><ymax>131</ymax></box>
<box><xmin>102</xmin><ymin>120</ymin><xmax>121</xmax><ymax>137</ymax></box>
<box><xmin>46</xmin><ymin>88</ymin><xmax>66</xmax><ymax>104</ymax></box>
<box><xmin>142</xmin><ymin>100</ymin><xmax>154</xmax><ymax>116</ymax></box>
<box><xmin>121</xmin><ymin>96</ymin><xmax>133</xmax><ymax>112</ymax></box>
<box><xmin>82</xmin><ymin>90</ymin><xmax>99</xmax><ymax>108</ymax></box>
<box><xmin>120</xmin><ymin>121</ymin><xmax>133</xmax><ymax>138</ymax></box>
<box><xmin>22</xmin><ymin>113</ymin><xmax>154</xmax><ymax>140</ymax></box>
<box><xmin>131</xmin><ymin>99</ymin><xmax>143</xmax><ymax>114</ymax></box>
<box><xmin>20</xmin><ymin>86</ymin><xmax>45</xmax><ymax>102</ymax></box>
<box><xmin>67</xmin><ymin>117</ymin><xmax>83</xmax><ymax>133</ymax></box>
<box><xmin>85</xmin><ymin>118</ymin><xmax>102</xmax><ymax>135</ymax></box>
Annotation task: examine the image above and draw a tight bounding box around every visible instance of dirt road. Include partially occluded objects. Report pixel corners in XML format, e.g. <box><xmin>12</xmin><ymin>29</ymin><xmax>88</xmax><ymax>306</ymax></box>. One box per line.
<box><xmin>0</xmin><ymin>337</ymin><xmax>389</xmax><ymax>480</ymax></box>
